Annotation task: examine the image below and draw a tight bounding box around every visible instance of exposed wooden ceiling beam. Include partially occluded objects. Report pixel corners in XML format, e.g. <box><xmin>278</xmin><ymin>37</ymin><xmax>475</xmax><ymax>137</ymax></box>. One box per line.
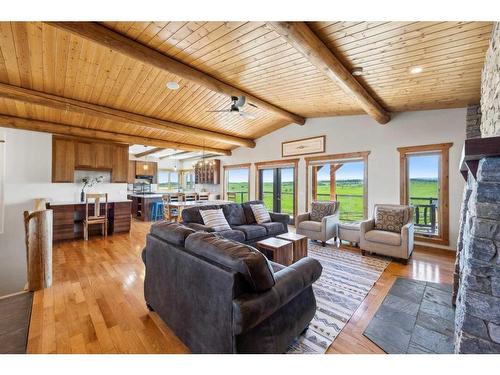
<box><xmin>267</xmin><ymin>22</ymin><xmax>391</xmax><ymax>124</ymax></box>
<box><xmin>134</xmin><ymin>147</ymin><xmax>165</xmax><ymax>158</ymax></box>
<box><xmin>46</xmin><ymin>22</ymin><xmax>306</xmax><ymax>126</ymax></box>
<box><xmin>159</xmin><ymin>151</ymin><xmax>191</xmax><ymax>160</ymax></box>
<box><xmin>0</xmin><ymin>115</ymin><xmax>231</xmax><ymax>156</ymax></box>
<box><xmin>0</xmin><ymin>82</ymin><xmax>253</xmax><ymax>148</ymax></box>
<box><xmin>182</xmin><ymin>154</ymin><xmax>218</xmax><ymax>162</ymax></box>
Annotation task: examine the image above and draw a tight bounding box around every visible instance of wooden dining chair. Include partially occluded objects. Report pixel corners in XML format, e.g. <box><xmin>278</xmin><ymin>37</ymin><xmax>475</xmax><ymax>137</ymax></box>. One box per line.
<box><xmin>169</xmin><ymin>193</ymin><xmax>184</xmax><ymax>202</ymax></box>
<box><xmin>198</xmin><ymin>192</ymin><xmax>210</xmax><ymax>201</ymax></box>
<box><xmin>163</xmin><ymin>193</ymin><xmax>184</xmax><ymax>221</ymax></box>
<box><xmin>83</xmin><ymin>193</ymin><xmax>108</xmax><ymax>241</ymax></box>
<box><xmin>184</xmin><ymin>192</ymin><xmax>198</xmax><ymax>202</ymax></box>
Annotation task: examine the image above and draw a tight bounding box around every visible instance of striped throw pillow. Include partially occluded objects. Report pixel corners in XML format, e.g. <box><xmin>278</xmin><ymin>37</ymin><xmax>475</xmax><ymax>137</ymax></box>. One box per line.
<box><xmin>250</xmin><ymin>204</ymin><xmax>271</xmax><ymax>224</ymax></box>
<box><xmin>200</xmin><ymin>208</ymin><xmax>231</xmax><ymax>232</ymax></box>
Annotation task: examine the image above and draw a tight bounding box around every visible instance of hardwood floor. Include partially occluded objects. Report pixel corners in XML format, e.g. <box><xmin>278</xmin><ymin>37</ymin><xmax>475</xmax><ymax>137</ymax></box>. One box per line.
<box><xmin>27</xmin><ymin>220</ymin><xmax>455</xmax><ymax>354</ymax></box>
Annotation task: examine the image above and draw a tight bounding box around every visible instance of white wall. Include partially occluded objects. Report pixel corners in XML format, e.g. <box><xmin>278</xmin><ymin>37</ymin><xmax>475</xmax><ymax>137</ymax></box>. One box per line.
<box><xmin>0</xmin><ymin>131</ymin><xmax>5</xmax><ymax>234</ymax></box>
<box><xmin>0</xmin><ymin>128</ymin><xmax>128</xmax><ymax>296</ymax></box>
<box><xmin>219</xmin><ymin>108</ymin><xmax>467</xmax><ymax>251</ymax></box>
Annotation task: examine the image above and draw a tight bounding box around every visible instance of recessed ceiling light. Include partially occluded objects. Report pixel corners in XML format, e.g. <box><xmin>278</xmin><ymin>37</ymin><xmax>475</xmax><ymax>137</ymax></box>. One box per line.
<box><xmin>409</xmin><ymin>66</ymin><xmax>423</xmax><ymax>74</ymax></box>
<box><xmin>351</xmin><ymin>67</ymin><xmax>363</xmax><ymax>76</ymax></box>
<box><xmin>166</xmin><ymin>81</ymin><xmax>180</xmax><ymax>90</ymax></box>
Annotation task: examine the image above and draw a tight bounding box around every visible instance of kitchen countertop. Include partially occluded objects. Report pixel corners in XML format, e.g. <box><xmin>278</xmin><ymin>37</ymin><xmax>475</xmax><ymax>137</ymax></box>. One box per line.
<box><xmin>127</xmin><ymin>194</ymin><xmax>164</xmax><ymax>198</ymax></box>
<box><xmin>166</xmin><ymin>200</ymin><xmax>232</xmax><ymax>207</ymax></box>
<box><xmin>48</xmin><ymin>199</ymin><xmax>132</xmax><ymax>206</ymax></box>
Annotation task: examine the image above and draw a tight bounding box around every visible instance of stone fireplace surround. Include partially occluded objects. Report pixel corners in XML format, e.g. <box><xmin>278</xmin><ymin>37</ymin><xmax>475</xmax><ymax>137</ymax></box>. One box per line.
<box><xmin>453</xmin><ymin>22</ymin><xmax>500</xmax><ymax>353</ymax></box>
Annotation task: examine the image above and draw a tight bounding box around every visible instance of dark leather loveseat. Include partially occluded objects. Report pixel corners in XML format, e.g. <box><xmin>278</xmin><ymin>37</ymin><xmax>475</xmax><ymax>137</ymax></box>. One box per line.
<box><xmin>142</xmin><ymin>222</ymin><xmax>322</xmax><ymax>353</ymax></box>
<box><xmin>181</xmin><ymin>200</ymin><xmax>289</xmax><ymax>246</ymax></box>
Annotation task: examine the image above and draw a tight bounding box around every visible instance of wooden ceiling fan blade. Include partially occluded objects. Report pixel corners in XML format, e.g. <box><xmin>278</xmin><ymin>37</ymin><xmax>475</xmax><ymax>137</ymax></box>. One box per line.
<box><xmin>240</xmin><ymin>111</ymin><xmax>256</xmax><ymax>120</ymax></box>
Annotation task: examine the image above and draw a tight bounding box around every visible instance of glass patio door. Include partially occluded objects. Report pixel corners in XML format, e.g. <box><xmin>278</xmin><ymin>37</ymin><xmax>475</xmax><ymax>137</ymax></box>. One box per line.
<box><xmin>258</xmin><ymin>167</ymin><xmax>295</xmax><ymax>221</ymax></box>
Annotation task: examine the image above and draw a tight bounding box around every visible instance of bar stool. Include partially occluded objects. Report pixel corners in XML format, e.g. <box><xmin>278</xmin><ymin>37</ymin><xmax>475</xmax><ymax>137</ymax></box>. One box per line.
<box><xmin>151</xmin><ymin>201</ymin><xmax>164</xmax><ymax>221</ymax></box>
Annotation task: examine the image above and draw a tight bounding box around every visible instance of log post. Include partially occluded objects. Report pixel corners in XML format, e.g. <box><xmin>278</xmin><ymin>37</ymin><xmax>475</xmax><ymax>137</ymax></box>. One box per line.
<box><xmin>24</xmin><ymin>209</ymin><xmax>53</xmax><ymax>291</ymax></box>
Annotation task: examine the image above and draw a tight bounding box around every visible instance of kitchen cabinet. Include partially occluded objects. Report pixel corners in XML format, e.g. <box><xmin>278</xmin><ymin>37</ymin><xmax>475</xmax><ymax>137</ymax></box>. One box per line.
<box><xmin>194</xmin><ymin>159</ymin><xmax>220</xmax><ymax>184</ymax></box>
<box><xmin>127</xmin><ymin>161</ymin><xmax>136</xmax><ymax>183</ymax></box>
<box><xmin>52</xmin><ymin>137</ymin><xmax>75</xmax><ymax>182</ymax></box>
<box><xmin>128</xmin><ymin>194</ymin><xmax>163</xmax><ymax>221</ymax></box>
<box><xmin>48</xmin><ymin>201</ymin><xmax>132</xmax><ymax>241</ymax></box>
<box><xmin>111</xmin><ymin>145</ymin><xmax>129</xmax><ymax>182</ymax></box>
<box><xmin>135</xmin><ymin>161</ymin><xmax>157</xmax><ymax>181</ymax></box>
<box><xmin>52</xmin><ymin>136</ymin><xmax>132</xmax><ymax>183</ymax></box>
<box><xmin>95</xmin><ymin>143</ymin><xmax>114</xmax><ymax>169</ymax></box>
<box><xmin>75</xmin><ymin>141</ymin><xmax>95</xmax><ymax>169</ymax></box>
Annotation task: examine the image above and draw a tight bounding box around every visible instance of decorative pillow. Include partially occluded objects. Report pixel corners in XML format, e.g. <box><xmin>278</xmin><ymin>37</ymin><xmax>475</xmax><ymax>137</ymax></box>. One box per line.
<box><xmin>310</xmin><ymin>201</ymin><xmax>336</xmax><ymax>222</ymax></box>
<box><xmin>250</xmin><ymin>204</ymin><xmax>271</xmax><ymax>224</ymax></box>
<box><xmin>375</xmin><ymin>207</ymin><xmax>405</xmax><ymax>233</ymax></box>
<box><xmin>200</xmin><ymin>208</ymin><xmax>231</xmax><ymax>232</ymax></box>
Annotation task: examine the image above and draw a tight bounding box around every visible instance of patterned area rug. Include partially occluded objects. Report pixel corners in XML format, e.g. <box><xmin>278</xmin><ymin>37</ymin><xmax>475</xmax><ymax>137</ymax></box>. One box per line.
<box><xmin>287</xmin><ymin>243</ymin><xmax>390</xmax><ymax>354</ymax></box>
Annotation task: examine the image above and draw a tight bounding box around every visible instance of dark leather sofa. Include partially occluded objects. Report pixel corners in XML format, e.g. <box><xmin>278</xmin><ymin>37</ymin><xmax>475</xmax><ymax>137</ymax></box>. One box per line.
<box><xmin>181</xmin><ymin>200</ymin><xmax>289</xmax><ymax>246</ymax></box>
<box><xmin>142</xmin><ymin>221</ymin><xmax>322</xmax><ymax>353</ymax></box>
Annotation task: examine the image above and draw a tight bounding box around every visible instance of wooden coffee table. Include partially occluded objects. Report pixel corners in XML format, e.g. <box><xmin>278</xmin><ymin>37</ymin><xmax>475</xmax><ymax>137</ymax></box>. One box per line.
<box><xmin>277</xmin><ymin>232</ymin><xmax>308</xmax><ymax>262</ymax></box>
<box><xmin>256</xmin><ymin>237</ymin><xmax>293</xmax><ymax>266</ymax></box>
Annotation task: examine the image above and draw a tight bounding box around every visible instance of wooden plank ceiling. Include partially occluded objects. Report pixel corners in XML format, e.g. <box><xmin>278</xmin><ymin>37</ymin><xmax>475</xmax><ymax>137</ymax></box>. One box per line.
<box><xmin>0</xmin><ymin>21</ymin><xmax>493</xmax><ymax>153</ymax></box>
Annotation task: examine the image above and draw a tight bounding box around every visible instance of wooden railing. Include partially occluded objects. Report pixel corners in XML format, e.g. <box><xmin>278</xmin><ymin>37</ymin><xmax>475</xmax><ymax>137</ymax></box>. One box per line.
<box><xmin>317</xmin><ymin>193</ymin><xmax>438</xmax><ymax>231</ymax></box>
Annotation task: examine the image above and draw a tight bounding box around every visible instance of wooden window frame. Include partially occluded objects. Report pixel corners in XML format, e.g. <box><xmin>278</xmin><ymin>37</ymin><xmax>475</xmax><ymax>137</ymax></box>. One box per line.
<box><xmin>398</xmin><ymin>143</ymin><xmax>452</xmax><ymax>246</ymax></box>
<box><xmin>254</xmin><ymin>158</ymin><xmax>299</xmax><ymax>219</ymax></box>
<box><xmin>180</xmin><ymin>169</ymin><xmax>195</xmax><ymax>190</ymax></box>
<box><xmin>157</xmin><ymin>168</ymin><xmax>180</xmax><ymax>192</ymax></box>
<box><xmin>222</xmin><ymin>163</ymin><xmax>251</xmax><ymax>202</ymax></box>
<box><xmin>305</xmin><ymin>151</ymin><xmax>370</xmax><ymax>219</ymax></box>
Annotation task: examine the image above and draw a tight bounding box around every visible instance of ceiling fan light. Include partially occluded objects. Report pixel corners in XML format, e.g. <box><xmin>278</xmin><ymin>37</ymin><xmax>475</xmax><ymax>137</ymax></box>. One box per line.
<box><xmin>166</xmin><ymin>81</ymin><xmax>180</xmax><ymax>90</ymax></box>
<box><xmin>409</xmin><ymin>66</ymin><xmax>423</xmax><ymax>74</ymax></box>
<box><xmin>351</xmin><ymin>67</ymin><xmax>363</xmax><ymax>76</ymax></box>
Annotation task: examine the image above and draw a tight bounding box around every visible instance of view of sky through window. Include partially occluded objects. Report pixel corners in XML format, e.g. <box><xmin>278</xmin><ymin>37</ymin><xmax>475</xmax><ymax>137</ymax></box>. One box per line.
<box><xmin>408</xmin><ymin>154</ymin><xmax>439</xmax><ymax>179</ymax></box>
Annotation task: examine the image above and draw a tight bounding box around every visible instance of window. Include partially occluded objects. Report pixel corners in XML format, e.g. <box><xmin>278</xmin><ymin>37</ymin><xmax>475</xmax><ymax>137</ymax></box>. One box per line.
<box><xmin>306</xmin><ymin>152</ymin><xmax>369</xmax><ymax>222</ymax></box>
<box><xmin>223</xmin><ymin>164</ymin><xmax>250</xmax><ymax>203</ymax></box>
<box><xmin>157</xmin><ymin>169</ymin><xmax>180</xmax><ymax>191</ymax></box>
<box><xmin>182</xmin><ymin>170</ymin><xmax>195</xmax><ymax>191</ymax></box>
<box><xmin>255</xmin><ymin>159</ymin><xmax>298</xmax><ymax>220</ymax></box>
<box><xmin>398</xmin><ymin>143</ymin><xmax>452</xmax><ymax>245</ymax></box>
<box><xmin>170</xmin><ymin>172</ymin><xmax>179</xmax><ymax>190</ymax></box>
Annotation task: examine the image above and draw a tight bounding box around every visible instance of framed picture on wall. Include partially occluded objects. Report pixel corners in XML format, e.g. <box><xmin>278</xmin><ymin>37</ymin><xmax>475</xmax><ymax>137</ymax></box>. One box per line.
<box><xmin>282</xmin><ymin>136</ymin><xmax>325</xmax><ymax>157</ymax></box>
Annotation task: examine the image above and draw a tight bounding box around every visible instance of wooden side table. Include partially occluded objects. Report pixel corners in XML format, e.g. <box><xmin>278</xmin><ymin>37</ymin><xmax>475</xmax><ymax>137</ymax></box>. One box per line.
<box><xmin>277</xmin><ymin>232</ymin><xmax>308</xmax><ymax>263</ymax></box>
<box><xmin>256</xmin><ymin>237</ymin><xmax>293</xmax><ymax>266</ymax></box>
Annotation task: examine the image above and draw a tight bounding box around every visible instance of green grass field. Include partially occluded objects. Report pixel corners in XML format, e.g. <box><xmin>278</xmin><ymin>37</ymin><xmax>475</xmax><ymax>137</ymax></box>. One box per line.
<box><xmin>227</xmin><ymin>178</ymin><xmax>438</xmax><ymax>222</ymax></box>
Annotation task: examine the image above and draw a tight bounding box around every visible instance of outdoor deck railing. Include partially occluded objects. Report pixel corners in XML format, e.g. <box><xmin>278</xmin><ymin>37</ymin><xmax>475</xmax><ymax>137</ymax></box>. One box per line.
<box><xmin>227</xmin><ymin>191</ymin><xmax>249</xmax><ymax>203</ymax></box>
<box><xmin>228</xmin><ymin>191</ymin><xmax>438</xmax><ymax>233</ymax></box>
<box><xmin>227</xmin><ymin>191</ymin><xmax>295</xmax><ymax>216</ymax></box>
<box><xmin>317</xmin><ymin>193</ymin><xmax>438</xmax><ymax>231</ymax></box>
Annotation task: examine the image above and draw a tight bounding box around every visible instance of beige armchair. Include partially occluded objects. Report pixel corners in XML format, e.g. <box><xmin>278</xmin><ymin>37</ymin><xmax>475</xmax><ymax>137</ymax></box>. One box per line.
<box><xmin>360</xmin><ymin>204</ymin><xmax>414</xmax><ymax>264</ymax></box>
<box><xmin>296</xmin><ymin>202</ymin><xmax>340</xmax><ymax>246</ymax></box>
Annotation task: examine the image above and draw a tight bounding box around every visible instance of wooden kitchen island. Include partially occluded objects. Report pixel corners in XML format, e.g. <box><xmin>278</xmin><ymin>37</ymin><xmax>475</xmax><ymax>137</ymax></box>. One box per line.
<box><xmin>127</xmin><ymin>194</ymin><xmax>164</xmax><ymax>221</ymax></box>
<box><xmin>47</xmin><ymin>200</ymin><xmax>132</xmax><ymax>242</ymax></box>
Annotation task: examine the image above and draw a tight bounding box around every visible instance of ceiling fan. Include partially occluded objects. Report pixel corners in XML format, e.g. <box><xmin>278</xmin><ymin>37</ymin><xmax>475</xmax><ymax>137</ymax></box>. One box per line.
<box><xmin>207</xmin><ymin>95</ymin><xmax>257</xmax><ymax>120</ymax></box>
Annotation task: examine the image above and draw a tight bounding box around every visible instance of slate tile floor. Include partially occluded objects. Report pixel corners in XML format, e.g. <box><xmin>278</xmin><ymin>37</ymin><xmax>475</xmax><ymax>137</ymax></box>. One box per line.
<box><xmin>363</xmin><ymin>278</ymin><xmax>455</xmax><ymax>354</ymax></box>
<box><xmin>0</xmin><ymin>292</ymin><xmax>33</xmax><ymax>354</ymax></box>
